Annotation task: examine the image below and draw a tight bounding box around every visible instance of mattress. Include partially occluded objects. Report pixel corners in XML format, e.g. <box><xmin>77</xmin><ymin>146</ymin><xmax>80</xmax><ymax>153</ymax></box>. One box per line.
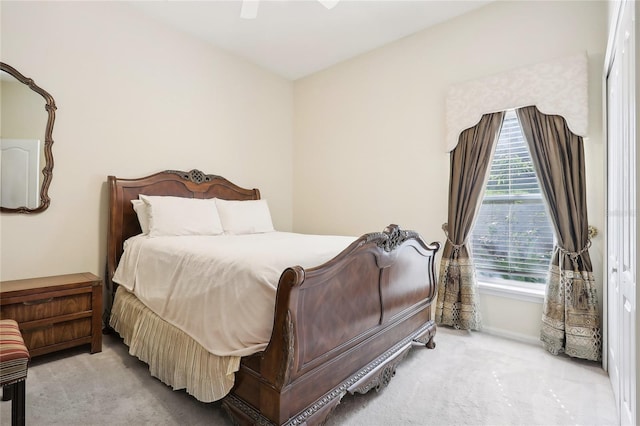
<box><xmin>112</xmin><ymin>232</ymin><xmax>355</xmax><ymax>357</ymax></box>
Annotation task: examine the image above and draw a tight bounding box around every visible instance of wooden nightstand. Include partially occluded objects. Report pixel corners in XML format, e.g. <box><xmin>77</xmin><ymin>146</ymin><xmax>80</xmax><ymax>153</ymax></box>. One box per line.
<box><xmin>0</xmin><ymin>273</ymin><xmax>103</xmax><ymax>357</ymax></box>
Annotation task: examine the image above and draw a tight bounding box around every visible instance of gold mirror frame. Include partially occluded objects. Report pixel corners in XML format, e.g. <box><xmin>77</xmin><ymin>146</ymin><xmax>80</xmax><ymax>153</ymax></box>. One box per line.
<box><xmin>1</xmin><ymin>62</ymin><xmax>57</xmax><ymax>213</ymax></box>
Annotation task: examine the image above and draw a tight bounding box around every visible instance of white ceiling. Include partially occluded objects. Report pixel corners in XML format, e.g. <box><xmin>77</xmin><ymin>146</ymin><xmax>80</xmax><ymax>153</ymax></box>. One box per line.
<box><xmin>129</xmin><ymin>0</ymin><xmax>492</xmax><ymax>80</ymax></box>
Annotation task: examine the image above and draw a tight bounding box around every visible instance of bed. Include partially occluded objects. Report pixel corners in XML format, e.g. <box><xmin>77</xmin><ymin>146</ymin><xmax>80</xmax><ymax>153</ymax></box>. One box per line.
<box><xmin>106</xmin><ymin>169</ymin><xmax>440</xmax><ymax>426</ymax></box>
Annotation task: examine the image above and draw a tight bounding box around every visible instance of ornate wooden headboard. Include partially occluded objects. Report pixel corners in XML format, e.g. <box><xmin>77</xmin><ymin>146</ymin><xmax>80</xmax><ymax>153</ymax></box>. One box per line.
<box><xmin>106</xmin><ymin>169</ymin><xmax>260</xmax><ymax>293</ymax></box>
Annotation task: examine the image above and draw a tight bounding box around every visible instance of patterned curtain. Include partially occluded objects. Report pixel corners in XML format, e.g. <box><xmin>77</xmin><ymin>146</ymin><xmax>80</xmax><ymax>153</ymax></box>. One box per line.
<box><xmin>516</xmin><ymin>105</ymin><xmax>601</xmax><ymax>361</ymax></box>
<box><xmin>435</xmin><ymin>111</ymin><xmax>505</xmax><ymax>330</ymax></box>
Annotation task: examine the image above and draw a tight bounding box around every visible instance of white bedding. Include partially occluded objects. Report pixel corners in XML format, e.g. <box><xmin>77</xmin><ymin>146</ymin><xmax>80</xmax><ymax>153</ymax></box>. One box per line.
<box><xmin>112</xmin><ymin>232</ymin><xmax>355</xmax><ymax>357</ymax></box>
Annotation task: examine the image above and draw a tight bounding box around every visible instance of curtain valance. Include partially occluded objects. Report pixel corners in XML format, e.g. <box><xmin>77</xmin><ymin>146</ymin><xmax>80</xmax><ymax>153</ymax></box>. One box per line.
<box><xmin>445</xmin><ymin>53</ymin><xmax>588</xmax><ymax>152</ymax></box>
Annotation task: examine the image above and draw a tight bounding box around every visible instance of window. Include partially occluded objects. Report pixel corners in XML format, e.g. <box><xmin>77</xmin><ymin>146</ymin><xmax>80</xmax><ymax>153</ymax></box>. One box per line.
<box><xmin>470</xmin><ymin>110</ymin><xmax>554</xmax><ymax>286</ymax></box>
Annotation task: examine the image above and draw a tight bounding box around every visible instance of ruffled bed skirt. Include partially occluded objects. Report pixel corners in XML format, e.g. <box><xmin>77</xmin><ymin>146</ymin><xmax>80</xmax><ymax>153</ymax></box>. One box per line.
<box><xmin>109</xmin><ymin>287</ymin><xmax>241</xmax><ymax>402</ymax></box>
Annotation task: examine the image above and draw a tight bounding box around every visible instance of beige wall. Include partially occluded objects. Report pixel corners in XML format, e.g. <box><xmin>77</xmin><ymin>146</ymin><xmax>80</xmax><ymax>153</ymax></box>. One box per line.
<box><xmin>0</xmin><ymin>2</ymin><xmax>293</xmax><ymax>281</ymax></box>
<box><xmin>293</xmin><ymin>1</ymin><xmax>607</xmax><ymax>340</ymax></box>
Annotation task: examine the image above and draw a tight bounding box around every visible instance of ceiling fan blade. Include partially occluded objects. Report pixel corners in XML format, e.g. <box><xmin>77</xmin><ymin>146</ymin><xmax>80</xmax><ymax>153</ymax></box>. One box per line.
<box><xmin>317</xmin><ymin>0</ymin><xmax>340</xmax><ymax>10</ymax></box>
<box><xmin>241</xmin><ymin>0</ymin><xmax>260</xmax><ymax>19</ymax></box>
<box><xmin>241</xmin><ymin>0</ymin><xmax>338</xmax><ymax>20</ymax></box>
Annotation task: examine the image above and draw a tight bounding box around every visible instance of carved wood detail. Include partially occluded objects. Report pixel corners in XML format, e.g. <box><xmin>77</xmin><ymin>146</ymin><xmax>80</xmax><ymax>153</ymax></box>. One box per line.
<box><xmin>276</xmin><ymin>310</ymin><xmax>295</xmax><ymax>389</ymax></box>
<box><xmin>365</xmin><ymin>224</ymin><xmax>420</xmax><ymax>252</ymax></box>
<box><xmin>350</xmin><ymin>349</ymin><xmax>409</xmax><ymax>395</ymax></box>
<box><xmin>222</xmin><ymin>394</ymin><xmax>275</xmax><ymax>426</ymax></box>
<box><xmin>414</xmin><ymin>323</ymin><xmax>437</xmax><ymax>349</ymax></box>
<box><xmin>165</xmin><ymin>169</ymin><xmax>221</xmax><ymax>184</ymax></box>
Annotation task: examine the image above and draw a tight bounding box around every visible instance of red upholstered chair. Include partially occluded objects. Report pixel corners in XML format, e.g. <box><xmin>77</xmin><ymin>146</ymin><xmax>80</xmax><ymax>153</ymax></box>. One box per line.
<box><xmin>0</xmin><ymin>319</ymin><xmax>29</xmax><ymax>426</ymax></box>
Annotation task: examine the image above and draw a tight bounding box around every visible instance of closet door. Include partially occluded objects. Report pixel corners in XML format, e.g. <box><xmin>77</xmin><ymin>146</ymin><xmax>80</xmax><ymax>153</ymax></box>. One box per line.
<box><xmin>606</xmin><ymin>1</ymin><xmax>636</xmax><ymax>425</ymax></box>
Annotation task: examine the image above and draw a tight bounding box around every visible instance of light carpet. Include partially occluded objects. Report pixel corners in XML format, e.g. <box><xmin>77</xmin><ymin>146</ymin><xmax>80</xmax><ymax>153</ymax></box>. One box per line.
<box><xmin>0</xmin><ymin>327</ymin><xmax>618</xmax><ymax>425</ymax></box>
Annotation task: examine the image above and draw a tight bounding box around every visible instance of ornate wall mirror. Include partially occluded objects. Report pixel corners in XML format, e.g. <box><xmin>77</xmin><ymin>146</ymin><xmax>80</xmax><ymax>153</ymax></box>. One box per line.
<box><xmin>1</xmin><ymin>62</ymin><xmax>56</xmax><ymax>213</ymax></box>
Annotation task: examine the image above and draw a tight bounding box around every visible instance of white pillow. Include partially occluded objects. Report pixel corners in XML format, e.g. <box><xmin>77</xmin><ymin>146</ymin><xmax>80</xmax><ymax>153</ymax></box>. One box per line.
<box><xmin>215</xmin><ymin>199</ymin><xmax>275</xmax><ymax>235</ymax></box>
<box><xmin>139</xmin><ymin>195</ymin><xmax>224</xmax><ymax>237</ymax></box>
<box><xmin>131</xmin><ymin>199</ymin><xmax>151</xmax><ymax>235</ymax></box>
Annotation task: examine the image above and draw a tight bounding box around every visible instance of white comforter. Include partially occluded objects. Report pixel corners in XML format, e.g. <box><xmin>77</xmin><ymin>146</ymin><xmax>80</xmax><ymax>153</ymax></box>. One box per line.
<box><xmin>112</xmin><ymin>232</ymin><xmax>355</xmax><ymax>357</ymax></box>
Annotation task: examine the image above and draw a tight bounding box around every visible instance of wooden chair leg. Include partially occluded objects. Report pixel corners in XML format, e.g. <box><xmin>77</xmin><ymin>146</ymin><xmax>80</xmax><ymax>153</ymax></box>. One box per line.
<box><xmin>2</xmin><ymin>383</ymin><xmax>14</xmax><ymax>401</ymax></box>
<box><xmin>11</xmin><ymin>380</ymin><xmax>25</xmax><ymax>426</ymax></box>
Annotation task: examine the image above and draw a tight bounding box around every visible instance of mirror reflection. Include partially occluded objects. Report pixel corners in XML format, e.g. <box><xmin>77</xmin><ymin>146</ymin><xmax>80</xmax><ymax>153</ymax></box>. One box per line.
<box><xmin>0</xmin><ymin>63</ymin><xmax>56</xmax><ymax>213</ymax></box>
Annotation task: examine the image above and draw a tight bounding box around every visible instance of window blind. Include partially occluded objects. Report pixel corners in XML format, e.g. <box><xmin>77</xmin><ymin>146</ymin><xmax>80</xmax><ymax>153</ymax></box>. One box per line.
<box><xmin>470</xmin><ymin>111</ymin><xmax>555</xmax><ymax>284</ymax></box>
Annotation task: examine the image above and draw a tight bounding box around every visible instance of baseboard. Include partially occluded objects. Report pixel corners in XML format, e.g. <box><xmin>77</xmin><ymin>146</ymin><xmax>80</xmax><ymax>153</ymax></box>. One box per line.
<box><xmin>481</xmin><ymin>326</ymin><xmax>542</xmax><ymax>347</ymax></box>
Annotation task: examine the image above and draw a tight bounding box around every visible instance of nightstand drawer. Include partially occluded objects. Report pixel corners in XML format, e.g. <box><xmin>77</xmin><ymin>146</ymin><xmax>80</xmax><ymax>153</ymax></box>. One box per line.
<box><xmin>22</xmin><ymin>317</ymin><xmax>92</xmax><ymax>352</ymax></box>
<box><xmin>1</xmin><ymin>290</ymin><xmax>92</xmax><ymax>323</ymax></box>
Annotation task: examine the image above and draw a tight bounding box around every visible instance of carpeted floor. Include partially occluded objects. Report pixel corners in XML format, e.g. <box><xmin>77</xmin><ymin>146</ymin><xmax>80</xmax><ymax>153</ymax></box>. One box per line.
<box><xmin>0</xmin><ymin>327</ymin><xmax>617</xmax><ymax>425</ymax></box>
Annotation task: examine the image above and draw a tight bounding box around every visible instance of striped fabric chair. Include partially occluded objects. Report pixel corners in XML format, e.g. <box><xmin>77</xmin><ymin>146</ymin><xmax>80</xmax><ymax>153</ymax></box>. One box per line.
<box><xmin>0</xmin><ymin>319</ymin><xmax>29</xmax><ymax>426</ymax></box>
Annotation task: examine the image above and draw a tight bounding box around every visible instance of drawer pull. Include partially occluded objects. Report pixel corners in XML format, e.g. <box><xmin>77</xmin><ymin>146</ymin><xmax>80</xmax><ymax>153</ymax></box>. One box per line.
<box><xmin>26</xmin><ymin>324</ymin><xmax>54</xmax><ymax>332</ymax></box>
<box><xmin>23</xmin><ymin>297</ymin><xmax>54</xmax><ymax>306</ymax></box>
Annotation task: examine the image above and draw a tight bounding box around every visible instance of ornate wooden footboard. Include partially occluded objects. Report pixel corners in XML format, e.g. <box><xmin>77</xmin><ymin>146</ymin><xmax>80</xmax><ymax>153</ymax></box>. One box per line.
<box><xmin>106</xmin><ymin>170</ymin><xmax>439</xmax><ymax>426</ymax></box>
<box><xmin>223</xmin><ymin>225</ymin><xmax>440</xmax><ymax>425</ymax></box>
